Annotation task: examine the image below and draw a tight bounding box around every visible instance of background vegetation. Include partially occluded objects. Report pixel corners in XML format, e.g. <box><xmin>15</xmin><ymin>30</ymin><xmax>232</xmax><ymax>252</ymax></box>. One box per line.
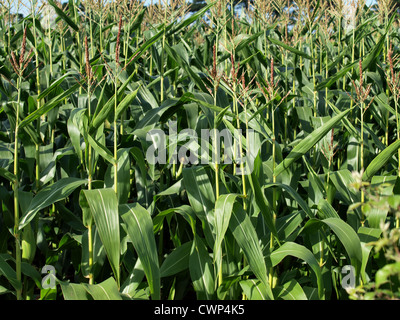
<box><xmin>0</xmin><ymin>0</ymin><xmax>399</xmax><ymax>300</ymax></box>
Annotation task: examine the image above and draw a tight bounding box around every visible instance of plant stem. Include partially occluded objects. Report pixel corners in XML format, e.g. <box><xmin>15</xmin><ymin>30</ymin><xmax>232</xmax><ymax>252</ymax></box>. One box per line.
<box><xmin>114</xmin><ymin>74</ymin><xmax>119</xmax><ymax>197</ymax></box>
<box><xmin>270</xmin><ymin>99</ymin><xmax>277</xmax><ymax>289</ymax></box>
<box><xmin>88</xmin><ymin>223</ymin><xmax>94</xmax><ymax>285</ymax></box>
<box><xmin>14</xmin><ymin>75</ymin><xmax>22</xmax><ymax>300</ymax></box>
<box><xmin>160</xmin><ymin>0</ymin><xmax>167</xmax><ymax>102</ymax></box>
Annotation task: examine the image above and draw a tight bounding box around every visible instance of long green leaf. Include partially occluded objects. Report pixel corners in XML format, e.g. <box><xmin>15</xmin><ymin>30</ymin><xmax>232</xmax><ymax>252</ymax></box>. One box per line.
<box><xmin>358</xmin><ymin>227</ymin><xmax>382</xmax><ymax>284</ymax></box>
<box><xmin>48</xmin><ymin>0</ymin><xmax>79</xmax><ymax>31</ymax></box>
<box><xmin>183</xmin><ymin>167</ymin><xmax>216</xmax><ymax>247</ymax></box>
<box><xmin>213</xmin><ymin>194</ymin><xmax>239</xmax><ymax>279</ymax></box>
<box><xmin>268</xmin><ymin>242</ymin><xmax>324</xmax><ymax>299</ymax></box>
<box><xmin>264</xmin><ymin>183</ymin><xmax>314</xmax><ymax>219</ymax></box>
<box><xmin>167</xmin><ymin>1</ymin><xmax>215</xmax><ymax>36</ymax></box>
<box><xmin>115</xmin><ymin>86</ymin><xmax>141</xmax><ymax>120</ymax></box>
<box><xmin>189</xmin><ymin>234</ymin><xmax>215</xmax><ymax>299</ymax></box>
<box><xmin>274</xmin><ymin>279</ymin><xmax>308</xmax><ymax>300</ymax></box>
<box><xmin>230</xmin><ymin>203</ymin><xmax>274</xmax><ymax>300</ymax></box>
<box><xmin>120</xmin><ymin>203</ymin><xmax>160</xmax><ymax>300</ymax></box>
<box><xmin>37</xmin><ymin>72</ymin><xmax>73</xmax><ymax>101</ymax></box>
<box><xmin>362</xmin><ymin>139</ymin><xmax>400</xmax><ymax>181</ymax></box>
<box><xmin>0</xmin><ymin>167</ymin><xmax>16</xmax><ymax>182</ymax></box>
<box><xmin>80</xmin><ymin>189</ymin><xmax>120</xmax><ymax>286</ymax></box>
<box><xmin>90</xmin><ymin>75</ymin><xmax>138</xmax><ymax>132</ymax></box>
<box><xmin>305</xmin><ymin>218</ymin><xmax>362</xmax><ymax>279</ymax></box>
<box><xmin>19</xmin><ymin>178</ymin><xmax>87</xmax><ymax>230</ymax></box>
<box><xmin>59</xmin><ymin>281</ymin><xmax>90</xmax><ymax>300</ymax></box>
<box><xmin>249</xmin><ymin>154</ymin><xmax>278</xmax><ymax>237</ymax></box>
<box><xmin>0</xmin><ymin>255</ymin><xmax>21</xmax><ymax>291</ymax></box>
<box><xmin>268</xmin><ymin>36</ymin><xmax>312</xmax><ymax>60</ymax></box>
<box><xmin>87</xmin><ymin>134</ymin><xmax>116</xmax><ymax>165</ymax></box>
<box><xmin>274</xmin><ymin>108</ymin><xmax>352</xmax><ymax>177</ymax></box>
<box><xmin>83</xmin><ymin>277</ymin><xmax>122</xmax><ymax>300</ymax></box>
<box><xmin>240</xmin><ymin>279</ymin><xmax>270</xmax><ymax>300</ymax></box>
<box><xmin>160</xmin><ymin>241</ymin><xmax>192</xmax><ymax>278</ymax></box>
<box><xmin>19</xmin><ymin>81</ymin><xmax>82</xmax><ymax>129</ymax></box>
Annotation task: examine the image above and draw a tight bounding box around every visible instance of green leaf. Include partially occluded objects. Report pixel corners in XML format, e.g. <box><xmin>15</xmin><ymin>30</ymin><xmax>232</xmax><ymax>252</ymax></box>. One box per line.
<box><xmin>249</xmin><ymin>155</ymin><xmax>278</xmax><ymax>238</ymax></box>
<box><xmin>124</xmin><ymin>19</ymin><xmax>176</xmax><ymax>66</ymax></box>
<box><xmin>19</xmin><ymin>178</ymin><xmax>87</xmax><ymax>230</ymax></box>
<box><xmin>305</xmin><ymin>218</ymin><xmax>362</xmax><ymax>278</ymax></box>
<box><xmin>317</xmin><ymin>199</ymin><xmax>341</xmax><ymax>219</ymax></box>
<box><xmin>48</xmin><ymin>0</ymin><xmax>79</xmax><ymax>31</ymax></box>
<box><xmin>264</xmin><ymin>183</ymin><xmax>314</xmax><ymax>219</ymax></box>
<box><xmin>358</xmin><ymin>227</ymin><xmax>382</xmax><ymax>284</ymax></box>
<box><xmin>160</xmin><ymin>241</ymin><xmax>193</xmax><ymax>278</ymax></box>
<box><xmin>181</xmin><ymin>92</ymin><xmax>235</xmax><ymax>117</ymax></box>
<box><xmin>363</xmin><ymin>139</ymin><xmax>400</xmax><ymax>181</ymax></box>
<box><xmin>87</xmin><ymin>133</ymin><xmax>116</xmax><ymax>165</ymax></box>
<box><xmin>230</xmin><ymin>202</ymin><xmax>274</xmax><ymax>300</ymax></box>
<box><xmin>37</xmin><ymin>72</ymin><xmax>73</xmax><ymax>101</ymax></box>
<box><xmin>81</xmin><ymin>226</ymin><xmax>106</xmax><ymax>280</ymax></box>
<box><xmin>80</xmin><ymin>189</ymin><xmax>120</xmax><ymax>286</ymax></box>
<box><xmin>167</xmin><ymin>1</ymin><xmax>215</xmax><ymax>36</ymax></box>
<box><xmin>274</xmin><ymin>108</ymin><xmax>352</xmax><ymax>177</ymax></box>
<box><xmin>0</xmin><ymin>167</ymin><xmax>16</xmax><ymax>182</ymax></box>
<box><xmin>183</xmin><ymin>167</ymin><xmax>216</xmax><ymax>247</ymax></box>
<box><xmin>316</xmin><ymin>14</ymin><xmax>394</xmax><ymax>91</ymax></box>
<box><xmin>120</xmin><ymin>203</ymin><xmax>160</xmax><ymax>300</ymax></box>
<box><xmin>105</xmin><ymin>148</ymin><xmax>131</xmax><ymax>203</ymax></box>
<box><xmin>375</xmin><ymin>262</ymin><xmax>400</xmax><ymax>288</ymax></box>
<box><xmin>59</xmin><ymin>281</ymin><xmax>90</xmax><ymax>300</ymax></box>
<box><xmin>19</xmin><ymin>81</ymin><xmax>82</xmax><ymax>129</ymax></box>
<box><xmin>268</xmin><ymin>36</ymin><xmax>312</xmax><ymax>60</ymax></box>
<box><xmin>115</xmin><ymin>86</ymin><xmax>141</xmax><ymax>120</ymax></box>
<box><xmin>189</xmin><ymin>234</ymin><xmax>215</xmax><ymax>299</ymax></box>
<box><xmin>329</xmin><ymin>169</ymin><xmax>360</xmax><ymax>205</ymax></box>
<box><xmin>240</xmin><ymin>279</ymin><xmax>270</xmax><ymax>300</ymax></box>
<box><xmin>213</xmin><ymin>194</ymin><xmax>239</xmax><ymax>278</ymax></box>
<box><xmin>165</xmin><ymin>43</ymin><xmax>208</xmax><ymax>93</ymax></box>
<box><xmin>268</xmin><ymin>242</ymin><xmax>323</xmax><ymax>299</ymax></box>
<box><xmin>121</xmin><ymin>258</ymin><xmax>146</xmax><ymax>298</ymax></box>
<box><xmin>83</xmin><ymin>277</ymin><xmax>122</xmax><ymax>300</ymax></box>
<box><xmin>275</xmin><ymin>211</ymin><xmax>307</xmax><ymax>241</ymax></box>
<box><xmin>0</xmin><ymin>254</ymin><xmax>21</xmax><ymax>292</ymax></box>
<box><xmin>274</xmin><ymin>279</ymin><xmax>308</xmax><ymax>300</ymax></box>
<box><xmin>90</xmin><ymin>75</ymin><xmax>138</xmax><ymax>133</ymax></box>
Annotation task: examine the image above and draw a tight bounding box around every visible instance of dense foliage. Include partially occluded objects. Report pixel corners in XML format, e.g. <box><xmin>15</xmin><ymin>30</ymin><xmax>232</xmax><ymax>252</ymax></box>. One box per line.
<box><xmin>0</xmin><ymin>0</ymin><xmax>399</xmax><ymax>300</ymax></box>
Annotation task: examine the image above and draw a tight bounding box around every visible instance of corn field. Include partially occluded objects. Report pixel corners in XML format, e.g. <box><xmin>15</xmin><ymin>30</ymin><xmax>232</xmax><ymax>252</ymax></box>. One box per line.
<box><xmin>0</xmin><ymin>0</ymin><xmax>400</xmax><ymax>301</ymax></box>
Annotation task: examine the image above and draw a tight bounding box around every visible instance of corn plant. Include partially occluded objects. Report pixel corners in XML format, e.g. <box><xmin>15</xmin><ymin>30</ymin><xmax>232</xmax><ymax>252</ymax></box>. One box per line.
<box><xmin>0</xmin><ymin>0</ymin><xmax>399</xmax><ymax>301</ymax></box>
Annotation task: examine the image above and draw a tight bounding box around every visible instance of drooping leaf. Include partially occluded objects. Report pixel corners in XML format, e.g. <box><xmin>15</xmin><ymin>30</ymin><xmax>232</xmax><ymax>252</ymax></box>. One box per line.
<box><xmin>48</xmin><ymin>0</ymin><xmax>79</xmax><ymax>31</ymax></box>
<box><xmin>189</xmin><ymin>234</ymin><xmax>215</xmax><ymax>300</ymax></box>
<box><xmin>305</xmin><ymin>218</ymin><xmax>363</xmax><ymax>280</ymax></box>
<box><xmin>363</xmin><ymin>139</ymin><xmax>400</xmax><ymax>181</ymax></box>
<box><xmin>160</xmin><ymin>241</ymin><xmax>193</xmax><ymax>278</ymax></box>
<box><xmin>213</xmin><ymin>193</ymin><xmax>239</xmax><ymax>280</ymax></box>
<box><xmin>274</xmin><ymin>108</ymin><xmax>352</xmax><ymax>177</ymax></box>
<box><xmin>80</xmin><ymin>189</ymin><xmax>120</xmax><ymax>285</ymax></box>
<box><xmin>120</xmin><ymin>203</ymin><xmax>160</xmax><ymax>300</ymax></box>
<box><xmin>182</xmin><ymin>167</ymin><xmax>216</xmax><ymax>247</ymax></box>
<box><xmin>19</xmin><ymin>178</ymin><xmax>87</xmax><ymax>230</ymax></box>
<box><xmin>19</xmin><ymin>81</ymin><xmax>82</xmax><ymax>129</ymax></box>
<box><xmin>230</xmin><ymin>202</ymin><xmax>274</xmax><ymax>300</ymax></box>
<box><xmin>0</xmin><ymin>254</ymin><xmax>21</xmax><ymax>292</ymax></box>
<box><xmin>83</xmin><ymin>277</ymin><xmax>122</xmax><ymax>300</ymax></box>
<box><xmin>268</xmin><ymin>242</ymin><xmax>324</xmax><ymax>299</ymax></box>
